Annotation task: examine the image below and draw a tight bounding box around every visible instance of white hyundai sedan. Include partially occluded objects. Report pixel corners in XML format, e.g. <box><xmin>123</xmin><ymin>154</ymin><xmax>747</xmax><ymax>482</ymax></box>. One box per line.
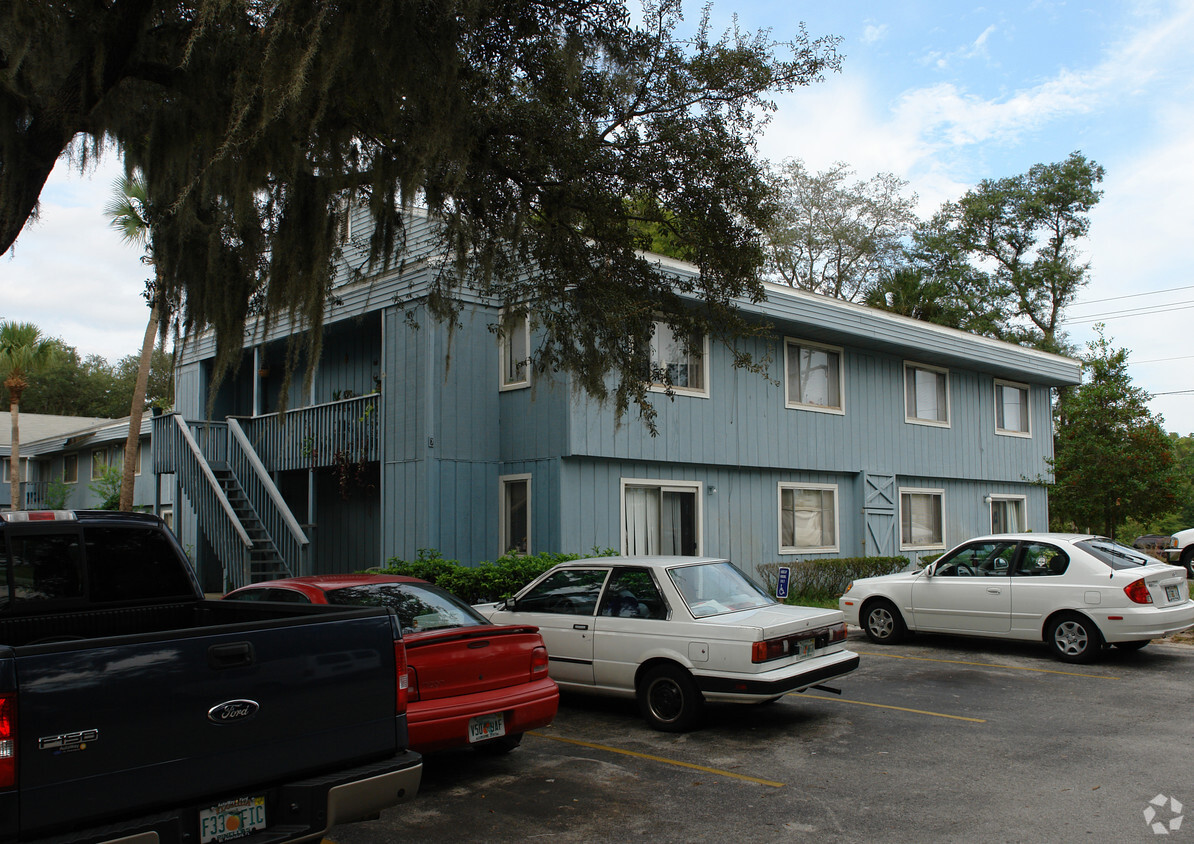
<box><xmin>839</xmin><ymin>533</ymin><xmax>1194</xmax><ymax>663</ymax></box>
<box><xmin>477</xmin><ymin>556</ymin><xmax>859</xmax><ymax>731</ymax></box>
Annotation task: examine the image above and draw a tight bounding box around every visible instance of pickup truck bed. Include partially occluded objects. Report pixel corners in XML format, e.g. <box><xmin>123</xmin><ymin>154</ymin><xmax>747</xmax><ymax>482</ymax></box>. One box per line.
<box><xmin>0</xmin><ymin>511</ymin><xmax>421</xmax><ymax>844</ymax></box>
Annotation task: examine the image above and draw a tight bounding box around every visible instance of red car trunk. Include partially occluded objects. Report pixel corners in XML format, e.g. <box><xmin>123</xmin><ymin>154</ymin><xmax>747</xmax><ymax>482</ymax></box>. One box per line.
<box><xmin>405</xmin><ymin>624</ymin><xmax>546</xmax><ymax>701</ymax></box>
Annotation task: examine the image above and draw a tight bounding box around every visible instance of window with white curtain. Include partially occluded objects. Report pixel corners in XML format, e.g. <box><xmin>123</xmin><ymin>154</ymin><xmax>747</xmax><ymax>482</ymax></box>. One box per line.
<box><xmin>994</xmin><ymin>380</ymin><xmax>1030</xmax><ymax>436</ymax></box>
<box><xmin>499</xmin><ymin>309</ymin><xmax>530</xmax><ymax>389</ymax></box>
<box><xmin>989</xmin><ymin>496</ymin><xmax>1026</xmax><ymax>533</ymax></box>
<box><xmin>647</xmin><ymin>320</ymin><xmax>708</xmax><ymax>397</ymax></box>
<box><xmin>779</xmin><ymin>484</ymin><xmax>838</xmax><ymax>553</ymax></box>
<box><xmin>785</xmin><ymin>339</ymin><xmax>843</xmax><ymax>412</ymax></box>
<box><xmin>904</xmin><ymin>363</ymin><xmax>949</xmax><ymax>426</ymax></box>
<box><xmin>622</xmin><ymin>480</ymin><xmax>700</xmax><ymax>556</ymax></box>
<box><xmin>900</xmin><ymin>488</ymin><xmax>945</xmax><ymax>549</ymax></box>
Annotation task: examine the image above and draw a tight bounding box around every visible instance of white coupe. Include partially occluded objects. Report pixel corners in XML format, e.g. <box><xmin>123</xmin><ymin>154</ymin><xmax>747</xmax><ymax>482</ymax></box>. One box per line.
<box><xmin>477</xmin><ymin>556</ymin><xmax>859</xmax><ymax>731</ymax></box>
<box><xmin>839</xmin><ymin>533</ymin><xmax>1194</xmax><ymax>663</ymax></box>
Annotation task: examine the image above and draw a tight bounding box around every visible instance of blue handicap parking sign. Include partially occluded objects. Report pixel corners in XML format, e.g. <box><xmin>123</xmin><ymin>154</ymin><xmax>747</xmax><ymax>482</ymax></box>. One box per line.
<box><xmin>776</xmin><ymin>566</ymin><xmax>790</xmax><ymax>599</ymax></box>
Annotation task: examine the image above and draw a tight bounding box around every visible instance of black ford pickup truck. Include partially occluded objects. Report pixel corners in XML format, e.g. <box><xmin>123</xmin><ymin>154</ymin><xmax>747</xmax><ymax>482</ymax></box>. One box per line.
<box><xmin>0</xmin><ymin>510</ymin><xmax>421</xmax><ymax>844</ymax></box>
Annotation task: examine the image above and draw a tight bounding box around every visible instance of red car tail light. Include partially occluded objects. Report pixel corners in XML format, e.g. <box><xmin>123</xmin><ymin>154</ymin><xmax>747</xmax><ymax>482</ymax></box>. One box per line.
<box><xmin>530</xmin><ymin>646</ymin><xmax>549</xmax><ymax>679</ymax></box>
<box><xmin>1124</xmin><ymin>579</ymin><xmax>1153</xmax><ymax>605</ymax></box>
<box><xmin>393</xmin><ymin>643</ymin><xmax>410</xmax><ymax>711</ymax></box>
<box><xmin>0</xmin><ymin>694</ymin><xmax>15</xmax><ymax>788</ymax></box>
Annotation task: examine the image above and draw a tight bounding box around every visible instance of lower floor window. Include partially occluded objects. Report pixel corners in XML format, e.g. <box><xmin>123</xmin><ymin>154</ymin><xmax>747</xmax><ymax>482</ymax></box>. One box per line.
<box><xmin>989</xmin><ymin>496</ymin><xmax>1026</xmax><ymax>533</ymax></box>
<box><xmin>500</xmin><ymin>475</ymin><xmax>530</xmax><ymax>555</ymax></box>
<box><xmin>623</xmin><ymin>481</ymin><xmax>700</xmax><ymax>556</ymax></box>
<box><xmin>779</xmin><ymin>484</ymin><xmax>838</xmax><ymax>552</ymax></box>
<box><xmin>900</xmin><ymin>488</ymin><xmax>944</xmax><ymax>549</ymax></box>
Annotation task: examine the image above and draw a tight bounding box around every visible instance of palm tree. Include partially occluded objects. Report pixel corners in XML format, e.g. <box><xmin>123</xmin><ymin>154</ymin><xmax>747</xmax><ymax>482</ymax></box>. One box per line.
<box><xmin>1</xmin><ymin>321</ymin><xmax>58</xmax><ymax>510</ymax></box>
<box><xmin>105</xmin><ymin>173</ymin><xmax>161</xmax><ymax>512</ymax></box>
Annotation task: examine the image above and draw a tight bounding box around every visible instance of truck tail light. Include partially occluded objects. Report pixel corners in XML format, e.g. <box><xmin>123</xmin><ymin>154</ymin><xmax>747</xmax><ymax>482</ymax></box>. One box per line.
<box><xmin>0</xmin><ymin>694</ymin><xmax>15</xmax><ymax>789</ymax></box>
<box><xmin>1124</xmin><ymin>579</ymin><xmax>1153</xmax><ymax>605</ymax></box>
<box><xmin>393</xmin><ymin>643</ymin><xmax>409</xmax><ymax>712</ymax></box>
<box><xmin>530</xmin><ymin>646</ymin><xmax>549</xmax><ymax>679</ymax></box>
<box><xmin>406</xmin><ymin>665</ymin><xmax>420</xmax><ymax>703</ymax></box>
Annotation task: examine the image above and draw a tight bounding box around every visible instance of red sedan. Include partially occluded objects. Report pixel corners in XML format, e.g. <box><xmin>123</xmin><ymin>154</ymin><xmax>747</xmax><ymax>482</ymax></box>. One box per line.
<box><xmin>224</xmin><ymin>574</ymin><xmax>558</xmax><ymax>754</ymax></box>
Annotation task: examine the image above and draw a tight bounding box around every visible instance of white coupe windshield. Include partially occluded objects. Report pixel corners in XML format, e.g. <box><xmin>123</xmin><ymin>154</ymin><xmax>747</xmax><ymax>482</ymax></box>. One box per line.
<box><xmin>668</xmin><ymin>561</ymin><xmax>775</xmax><ymax>618</ymax></box>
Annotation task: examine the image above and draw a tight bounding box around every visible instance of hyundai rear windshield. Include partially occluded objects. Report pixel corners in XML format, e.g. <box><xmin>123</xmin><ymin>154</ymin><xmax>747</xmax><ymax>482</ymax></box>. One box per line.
<box><xmin>1076</xmin><ymin>539</ymin><xmax>1159</xmax><ymax>570</ymax></box>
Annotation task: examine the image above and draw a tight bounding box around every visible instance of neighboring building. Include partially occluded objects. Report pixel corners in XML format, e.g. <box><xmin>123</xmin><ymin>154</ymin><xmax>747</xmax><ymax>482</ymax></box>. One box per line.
<box><xmin>1</xmin><ymin>412</ymin><xmax>167</xmax><ymax>518</ymax></box>
<box><xmin>161</xmin><ymin>211</ymin><xmax>1082</xmax><ymax>592</ymax></box>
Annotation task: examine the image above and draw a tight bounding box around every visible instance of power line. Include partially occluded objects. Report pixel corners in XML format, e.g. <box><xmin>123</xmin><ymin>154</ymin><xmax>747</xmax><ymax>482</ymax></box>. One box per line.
<box><xmin>1071</xmin><ymin>283</ymin><xmax>1194</xmax><ymax>307</ymax></box>
<box><xmin>1061</xmin><ymin>300</ymin><xmax>1194</xmax><ymax>325</ymax></box>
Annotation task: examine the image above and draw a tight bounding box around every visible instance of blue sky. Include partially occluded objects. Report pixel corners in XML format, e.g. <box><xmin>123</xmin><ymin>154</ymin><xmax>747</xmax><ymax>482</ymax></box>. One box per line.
<box><xmin>3</xmin><ymin>0</ymin><xmax>1193</xmax><ymax>432</ymax></box>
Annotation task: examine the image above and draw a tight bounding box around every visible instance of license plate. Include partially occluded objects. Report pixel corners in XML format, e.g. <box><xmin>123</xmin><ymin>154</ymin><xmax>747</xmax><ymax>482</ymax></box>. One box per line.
<box><xmin>798</xmin><ymin>639</ymin><xmax>815</xmax><ymax>658</ymax></box>
<box><xmin>199</xmin><ymin>795</ymin><xmax>266</xmax><ymax>843</ymax></box>
<box><xmin>1166</xmin><ymin>585</ymin><xmax>1180</xmax><ymax>602</ymax></box>
<box><xmin>468</xmin><ymin>712</ymin><xmax>506</xmax><ymax>743</ymax></box>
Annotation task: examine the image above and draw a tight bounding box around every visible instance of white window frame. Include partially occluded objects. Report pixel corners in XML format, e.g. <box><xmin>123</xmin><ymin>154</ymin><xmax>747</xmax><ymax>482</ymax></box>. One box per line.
<box><xmin>988</xmin><ymin>494</ymin><xmax>1028</xmax><ymax>534</ymax></box>
<box><xmin>903</xmin><ymin>362</ymin><xmax>950</xmax><ymax>427</ymax></box>
<box><xmin>499</xmin><ymin>473</ymin><xmax>531</xmax><ymax>556</ymax></box>
<box><xmin>498</xmin><ymin>309</ymin><xmax>531</xmax><ymax>391</ymax></box>
<box><xmin>619</xmin><ymin>478</ymin><xmax>704</xmax><ymax>556</ymax></box>
<box><xmin>647</xmin><ymin>320</ymin><xmax>710</xmax><ymax>399</ymax></box>
<box><xmin>899</xmin><ymin>487</ymin><xmax>946</xmax><ymax>551</ymax></box>
<box><xmin>994</xmin><ymin>379</ymin><xmax>1031</xmax><ymax>438</ymax></box>
<box><xmin>784</xmin><ymin>338</ymin><xmax>845</xmax><ymax>414</ymax></box>
<box><xmin>778</xmin><ymin>482</ymin><xmax>840</xmax><ymax>554</ymax></box>
<box><xmin>161</xmin><ymin>508</ymin><xmax>174</xmax><ymax>532</ymax></box>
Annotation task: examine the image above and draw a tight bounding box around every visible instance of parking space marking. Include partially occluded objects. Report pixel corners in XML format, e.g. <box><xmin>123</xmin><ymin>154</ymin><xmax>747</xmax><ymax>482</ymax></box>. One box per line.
<box><xmin>527</xmin><ymin>732</ymin><xmax>786</xmax><ymax>788</ymax></box>
<box><xmin>853</xmin><ymin>650</ymin><xmax>1120</xmax><ymax>680</ymax></box>
<box><xmin>796</xmin><ymin>693</ymin><xmax>987</xmax><ymax>722</ymax></box>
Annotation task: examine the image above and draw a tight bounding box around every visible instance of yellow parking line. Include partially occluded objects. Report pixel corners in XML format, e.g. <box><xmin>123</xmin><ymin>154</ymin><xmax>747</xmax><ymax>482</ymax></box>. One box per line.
<box><xmin>527</xmin><ymin>732</ymin><xmax>786</xmax><ymax>788</ymax></box>
<box><xmin>853</xmin><ymin>650</ymin><xmax>1119</xmax><ymax>680</ymax></box>
<box><xmin>797</xmin><ymin>693</ymin><xmax>986</xmax><ymax>722</ymax></box>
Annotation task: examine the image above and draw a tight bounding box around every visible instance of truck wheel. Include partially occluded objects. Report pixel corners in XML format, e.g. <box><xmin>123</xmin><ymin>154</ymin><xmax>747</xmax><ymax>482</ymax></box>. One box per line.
<box><xmin>1181</xmin><ymin>547</ymin><xmax>1194</xmax><ymax>578</ymax></box>
<box><xmin>637</xmin><ymin>664</ymin><xmax>704</xmax><ymax>732</ymax></box>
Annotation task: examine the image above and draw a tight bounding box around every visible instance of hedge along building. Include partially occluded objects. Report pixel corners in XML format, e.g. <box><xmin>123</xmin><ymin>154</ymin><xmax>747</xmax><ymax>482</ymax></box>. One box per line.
<box><xmin>159</xmin><ymin>209</ymin><xmax>1082</xmax><ymax>592</ymax></box>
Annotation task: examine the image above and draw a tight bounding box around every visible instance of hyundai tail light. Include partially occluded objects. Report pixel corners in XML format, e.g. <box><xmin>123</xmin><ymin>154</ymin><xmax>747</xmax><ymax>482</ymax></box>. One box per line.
<box><xmin>1123</xmin><ymin>579</ymin><xmax>1153</xmax><ymax>605</ymax></box>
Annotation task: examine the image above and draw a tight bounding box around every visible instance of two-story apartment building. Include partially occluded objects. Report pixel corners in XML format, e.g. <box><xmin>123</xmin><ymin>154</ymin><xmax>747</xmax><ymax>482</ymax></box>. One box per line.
<box><xmin>159</xmin><ymin>212</ymin><xmax>1081</xmax><ymax>592</ymax></box>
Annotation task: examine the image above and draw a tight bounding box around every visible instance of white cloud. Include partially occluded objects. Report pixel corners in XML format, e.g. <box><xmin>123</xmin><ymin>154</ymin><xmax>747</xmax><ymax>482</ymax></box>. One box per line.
<box><xmin>861</xmin><ymin>23</ymin><xmax>887</xmax><ymax>44</ymax></box>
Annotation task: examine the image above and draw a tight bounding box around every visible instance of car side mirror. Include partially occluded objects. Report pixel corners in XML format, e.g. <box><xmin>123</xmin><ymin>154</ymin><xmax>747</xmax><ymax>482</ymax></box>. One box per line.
<box><xmin>922</xmin><ymin>563</ymin><xmax>935</xmax><ymax>578</ymax></box>
<box><xmin>502</xmin><ymin>596</ymin><xmax>517</xmax><ymax>611</ymax></box>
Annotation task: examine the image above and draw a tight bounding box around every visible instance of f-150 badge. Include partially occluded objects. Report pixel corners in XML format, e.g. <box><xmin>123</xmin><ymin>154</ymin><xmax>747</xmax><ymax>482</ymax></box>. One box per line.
<box><xmin>39</xmin><ymin>729</ymin><xmax>98</xmax><ymax>753</ymax></box>
<box><xmin>208</xmin><ymin>699</ymin><xmax>260</xmax><ymax>724</ymax></box>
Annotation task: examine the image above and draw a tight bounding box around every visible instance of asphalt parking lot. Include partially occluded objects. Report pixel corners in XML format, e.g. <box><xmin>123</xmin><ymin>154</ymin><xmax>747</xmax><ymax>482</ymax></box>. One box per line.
<box><xmin>329</xmin><ymin>632</ymin><xmax>1194</xmax><ymax>844</ymax></box>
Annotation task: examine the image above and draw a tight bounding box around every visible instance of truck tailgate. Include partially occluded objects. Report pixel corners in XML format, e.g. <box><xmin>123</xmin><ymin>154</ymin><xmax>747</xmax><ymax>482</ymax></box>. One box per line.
<box><xmin>12</xmin><ymin>608</ymin><xmax>401</xmax><ymax>836</ymax></box>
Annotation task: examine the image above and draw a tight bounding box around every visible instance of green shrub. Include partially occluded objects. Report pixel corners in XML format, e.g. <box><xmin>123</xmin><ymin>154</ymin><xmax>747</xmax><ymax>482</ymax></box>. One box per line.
<box><xmin>375</xmin><ymin>547</ymin><xmax>617</xmax><ymax>604</ymax></box>
<box><xmin>756</xmin><ymin>556</ymin><xmax>910</xmax><ymax>602</ymax></box>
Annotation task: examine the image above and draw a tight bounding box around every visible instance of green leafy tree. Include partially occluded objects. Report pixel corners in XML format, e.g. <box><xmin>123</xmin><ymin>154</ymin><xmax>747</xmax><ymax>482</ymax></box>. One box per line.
<box><xmin>1</xmin><ymin>1</ymin><xmax>842</xmax><ymax>427</ymax></box>
<box><xmin>1049</xmin><ymin>328</ymin><xmax>1177</xmax><ymax>537</ymax></box>
<box><xmin>764</xmin><ymin>160</ymin><xmax>918</xmax><ymax>301</ymax></box>
<box><xmin>0</xmin><ymin>321</ymin><xmax>58</xmax><ymax>509</ymax></box>
<box><xmin>908</xmin><ymin>152</ymin><xmax>1104</xmax><ymax>352</ymax></box>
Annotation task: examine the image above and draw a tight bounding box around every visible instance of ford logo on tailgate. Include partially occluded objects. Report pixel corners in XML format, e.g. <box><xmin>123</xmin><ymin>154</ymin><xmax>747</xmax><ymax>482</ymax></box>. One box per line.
<box><xmin>208</xmin><ymin>700</ymin><xmax>260</xmax><ymax>724</ymax></box>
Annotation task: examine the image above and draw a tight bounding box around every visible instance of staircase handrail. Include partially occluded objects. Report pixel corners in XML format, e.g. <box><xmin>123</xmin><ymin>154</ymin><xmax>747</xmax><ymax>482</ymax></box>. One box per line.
<box><xmin>173</xmin><ymin>414</ymin><xmax>254</xmax><ymax>550</ymax></box>
<box><xmin>227</xmin><ymin>417</ymin><xmax>309</xmax><ymax>576</ymax></box>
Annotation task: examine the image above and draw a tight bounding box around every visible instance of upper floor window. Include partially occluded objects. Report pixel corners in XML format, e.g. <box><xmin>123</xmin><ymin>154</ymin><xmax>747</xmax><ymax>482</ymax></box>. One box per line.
<box><xmin>785</xmin><ymin>339</ymin><xmax>843</xmax><ymax>413</ymax></box>
<box><xmin>904</xmin><ymin>362</ymin><xmax>949</xmax><ymax>426</ymax></box>
<box><xmin>499</xmin><ymin>309</ymin><xmax>531</xmax><ymax>390</ymax></box>
<box><xmin>994</xmin><ymin>380</ymin><xmax>1031</xmax><ymax>436</ymax></box>
<box><xmin>778</xmin><ymin>483</ymin><xmax>839</xmax><ymax>553</ymax></box>
<box><xmin>900</xmin><ymin>488</ymin><xmax>945</xmax><ymax>550</ymax></box>
<box><xmin>647</xmin><ymin>320</ymin><xmax>708</xmax><ymax>397</ymax></box>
